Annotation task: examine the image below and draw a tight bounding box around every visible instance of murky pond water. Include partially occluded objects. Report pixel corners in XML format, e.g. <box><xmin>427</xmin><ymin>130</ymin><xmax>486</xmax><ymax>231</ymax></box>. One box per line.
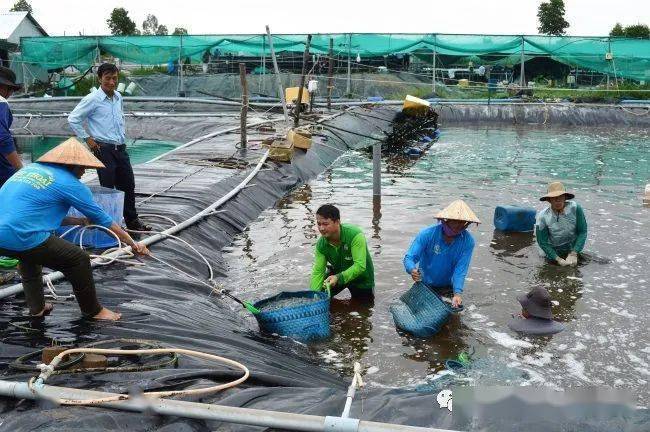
<box><xmin>223</xmin><ymin>125</ymin><xmax>649</xmax><ymax>404</ymax></box>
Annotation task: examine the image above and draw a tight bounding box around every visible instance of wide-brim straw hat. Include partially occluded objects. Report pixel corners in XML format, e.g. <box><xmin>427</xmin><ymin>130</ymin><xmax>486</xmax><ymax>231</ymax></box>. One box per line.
<box><xmin>540</xmin><ymin>181</ymin><xmax>575</xmax><ymax>201</ymax></box>
<box><xmin>517</xmin><ymin>287</ymin><xmax>553</xmax><ymax>320</ymax></box>
<box><xmin>435</xmin><ymin>199</ymin><xmax>481</xmax><ymax>224</ymax></box>
<box><xmin>37</xmin><ymin>137</ymin><xmax>105</xmax><ymax>169</ymax></box>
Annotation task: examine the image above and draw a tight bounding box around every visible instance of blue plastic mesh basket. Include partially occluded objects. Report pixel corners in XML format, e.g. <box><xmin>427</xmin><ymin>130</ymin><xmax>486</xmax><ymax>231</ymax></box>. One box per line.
<box><xmin>390</xmin><ymin>282</ymin><xmax>460</xmax><ymax>337</ymax></box>
<box><xmin>253</xmin><ymin>291</ymin><xmax>330</xmax><ymax>341</ymax></box>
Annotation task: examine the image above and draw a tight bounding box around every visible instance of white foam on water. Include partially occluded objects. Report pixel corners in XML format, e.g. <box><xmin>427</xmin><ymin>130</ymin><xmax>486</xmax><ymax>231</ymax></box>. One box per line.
<box><xmin>627</xmin><ymin>352</ymin><xmax>649</xmax><ymax>368</ymax></box>
<box><xmin>488</xmin><ymin>330</ymin><xmax>534</xmax><ymax>349</ymax></box>
<box><xmin>366</xmin><ymin>366</ymin><xmax>379</xmax><ymax>375</ymax></box>
<box><xmin>570</xmin><ymin>342</ymin><xmax>587</xmax><ymax>352</ymax></box>
<box><xmin>561</xmin><ymin>353</ymin><xmax>589</xmax><ymax>382</ymax></box>
<box><xmin>609</xmin><ymin>307</ymin><xmax>637</xmax><ymax>318</ymax></box>
<box><xmin>522</xmin><ymin>352</ymin><xmax>553</xmax><ymax>367</ymax></box>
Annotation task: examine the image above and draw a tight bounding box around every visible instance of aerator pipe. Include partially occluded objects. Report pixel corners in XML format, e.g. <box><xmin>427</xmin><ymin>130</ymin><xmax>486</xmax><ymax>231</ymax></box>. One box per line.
<box><xmin>0</xmin><ymin>151</ymin><xmax>270</xmax><ymax>299</ymax></box>
<box><xmin>0</xmin><ymin>380</ymin><xmax>452</xmax><ymax>432</ymax></box>
<box><xmin>0</xmin><ymin>111</ymin><xmax>347</xmax><ymax>300</ymax></box>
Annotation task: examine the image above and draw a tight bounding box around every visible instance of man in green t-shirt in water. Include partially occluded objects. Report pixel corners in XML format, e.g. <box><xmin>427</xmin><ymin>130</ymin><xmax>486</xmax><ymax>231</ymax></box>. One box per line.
<box><xmin>310</xmin><ymin>204</ymin><xmax>375</xmax><ymax>301</ymax></box>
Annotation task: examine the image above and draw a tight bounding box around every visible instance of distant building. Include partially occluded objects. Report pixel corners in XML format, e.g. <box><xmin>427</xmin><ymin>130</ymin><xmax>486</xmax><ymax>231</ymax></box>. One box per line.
<box><xmin>0</xmin><ymin>11</ymin><xmax>48</xmax><ymax>66</ymax></box>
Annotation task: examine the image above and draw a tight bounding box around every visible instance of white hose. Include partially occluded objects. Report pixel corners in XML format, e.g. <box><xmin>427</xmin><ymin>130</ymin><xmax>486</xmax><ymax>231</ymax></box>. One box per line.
<box><xmin>30</xmin><ymin>346</ymin><xmax>249</xmax><ymax>406</ymax></box>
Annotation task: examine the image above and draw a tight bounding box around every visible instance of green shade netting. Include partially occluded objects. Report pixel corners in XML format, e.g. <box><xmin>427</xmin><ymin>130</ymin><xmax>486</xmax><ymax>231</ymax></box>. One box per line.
<box><xmin>18</xmin><ymin>33</ymin><xmax>650</xmax><ymax>81</ymax></box>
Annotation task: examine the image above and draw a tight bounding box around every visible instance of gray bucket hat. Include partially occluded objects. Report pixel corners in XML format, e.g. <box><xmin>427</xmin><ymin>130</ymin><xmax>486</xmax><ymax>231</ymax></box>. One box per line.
<box><xmin>0</xmin><ymin>66</ymin><xmax>22</xmax><ymax>91</ymax></box>
<box><xmin>517</xmin><ymin>287</ymin><xmax>553</xmax><ymax>320</ymax></box>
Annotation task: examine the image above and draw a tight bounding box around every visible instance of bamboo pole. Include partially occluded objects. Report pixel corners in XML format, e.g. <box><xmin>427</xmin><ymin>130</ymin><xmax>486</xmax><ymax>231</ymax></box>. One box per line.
<box><xmin>346</xmin><ymin>34</ymin><xmax>352</xmax><ymax>96</ymax></box>
<box><xmin>265</xmin><ymin>25</ymin><xmax>290</xmax><ymax>126</ymax></box>
<box><xmin>519</xmin><ymin>35</ymin><xmax>525</xmax><ymax>89</ymax></box>
<box><xmin>239</xmin><ymin>63</ymin><xmax>248</xmax><ymax>148</ymax></box>
<box><xmin>327</xmin><ymin>38</ymin><xmax>334</xmax><ymax>111</ymax></box>
<box><xmin>293</xmin><ymin>34</ymin><xmax>312</xmax><ymax>127</ymax></box>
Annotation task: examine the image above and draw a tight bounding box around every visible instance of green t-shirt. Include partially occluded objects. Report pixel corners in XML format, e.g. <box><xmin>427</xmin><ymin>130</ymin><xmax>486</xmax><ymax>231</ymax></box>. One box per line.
<box><xmin>310</xmin><ymin>223</ymin><xmax>375</xmax><ymax>291</ymax></box>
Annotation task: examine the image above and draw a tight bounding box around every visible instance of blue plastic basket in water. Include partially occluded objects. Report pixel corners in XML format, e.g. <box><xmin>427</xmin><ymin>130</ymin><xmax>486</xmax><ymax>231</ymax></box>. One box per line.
<box><xmin>253</xmin><ymin>291</ymin><xmax>330</xmax><ymax>341</ymax></box>
<box><xmin>390</xmin><ymin>282</ymin><xmax>461</xmax><ymax>337</ymax></box>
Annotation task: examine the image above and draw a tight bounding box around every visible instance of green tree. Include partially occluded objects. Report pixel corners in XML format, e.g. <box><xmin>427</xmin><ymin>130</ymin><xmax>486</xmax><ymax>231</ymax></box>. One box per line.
<box><xmin>107</xmin><ymin>8</ymin><xmax>139</xmax><ymax>36</ymax></box>
<box><xmin>142</xmin><ymin>14</ymin><xmax>167</xmax><ymax>35</ymax></box>
<box><xmin>10</xmin><ymin>0</ymin><xmax>32</xmax><ymax>13</ymax></box>
<box><xmin>172</xmin><ymin>27</ymin><xmax>188</xmax><ymax>35</ymax></box>
<box><xmin>610</xmin><ymin>23</ymin><xmax>625</xmax><ymax>37</ymax></box>
<box><xmin>537</xmin><ymin>0</ymin><xmax>570</xmax><ymax>36</ymax></box>
<box><xmin>610</xmin><ymin>23</ymin><xmax>650</xmax><ymax>39</ymax></box>
<box><xmin>623</xmin><ymin>24</ymin><xmax>650</xmax><ymax>39</ymax></box>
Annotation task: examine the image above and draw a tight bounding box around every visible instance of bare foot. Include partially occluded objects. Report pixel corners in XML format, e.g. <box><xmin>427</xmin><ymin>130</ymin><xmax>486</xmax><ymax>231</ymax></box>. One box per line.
<box><xmin>93</xmin><ymin>307</ymin><xmax>122</xmax><ymax>321</ymax></box>
<box><xmin>31</xmin><ymin>303</ymin><xmax>53</xmax><ymax>317</ymax></box>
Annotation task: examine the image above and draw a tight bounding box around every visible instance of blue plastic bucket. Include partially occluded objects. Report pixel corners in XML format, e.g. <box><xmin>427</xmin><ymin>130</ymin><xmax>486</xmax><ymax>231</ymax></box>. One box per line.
<box><xmin>56</xmin><ymin>186</ymin><xmax>124</xmax><ymax>249</ymax></box>
<box><xmin>493</xmin><ymin>205</ymin><xmax>536</xmax><ymax>232</ymax></box>
<box><xmin>390</xmin><ymin>282</ymin><xmax>461</xmax><ymax>337</ymax></box>
<box><xmin>253</xmin><ymin>291</ymin><xmax>330</xmax><ymax>341</ymax></box>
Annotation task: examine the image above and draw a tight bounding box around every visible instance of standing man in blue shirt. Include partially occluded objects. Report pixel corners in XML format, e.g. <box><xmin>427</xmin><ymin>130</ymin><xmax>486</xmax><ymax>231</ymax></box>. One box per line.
<box><xmin>0</xmin><ymin>138</ymin><xmax>149</xmax><ymax>320</ymax></box>
<box><xmin>0</xmin><ymin>66</ymin><xmax>24</xmax><ymax>187</ymax></box>
<box><xmin>403</xmin><ymin>200</ymin><xmax>480</xmax><ymax>308</ymax></box>
<box><xmin>68</xmin><ymin>63</ymin><xmax>150</xmax><ymax>231</ymax></box>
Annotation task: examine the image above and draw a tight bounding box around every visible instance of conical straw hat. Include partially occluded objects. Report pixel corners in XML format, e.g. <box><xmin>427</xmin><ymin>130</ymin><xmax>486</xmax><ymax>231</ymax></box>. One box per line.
<box><xmin>37</xmin><ymin>137</ymin><xmax>105</xmax><ymax>169</ymax></box>
<box><xmin>435</xmin><ymin>200</ymin><xmax>481</xmax><ymax>224</ymax></box>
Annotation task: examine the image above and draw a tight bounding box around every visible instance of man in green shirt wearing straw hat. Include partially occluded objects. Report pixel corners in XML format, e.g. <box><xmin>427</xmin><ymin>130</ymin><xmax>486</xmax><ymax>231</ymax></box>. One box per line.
<box><xmin>310</xmin><ymin>204</ymin><xmax>375</xmax><ymax>302</ymax></box>
<box><xmin>535</xmin><ymin>181</ymin><xmax>588</xmax><ymax>267</ymax></box>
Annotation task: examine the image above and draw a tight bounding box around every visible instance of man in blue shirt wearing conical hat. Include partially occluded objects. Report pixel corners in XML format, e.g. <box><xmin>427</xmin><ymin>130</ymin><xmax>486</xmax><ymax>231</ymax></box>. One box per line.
<box><xmin>403</xmin><ymin>200</ymin><xmax>480</xmax><ymax>308</ymax></box>
<box><xmin>0</xmin><ymin>138</ymin><xmax>149</xmax><ymax>320</ymax></box>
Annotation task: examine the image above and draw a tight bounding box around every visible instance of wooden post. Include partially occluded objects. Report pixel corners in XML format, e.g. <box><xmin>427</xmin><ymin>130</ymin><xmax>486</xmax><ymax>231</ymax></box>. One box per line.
<box><xmin>327</xmin><ymin>37</ymin><xmax>334</xmax><ymax>111</ymax></box>
<box><xmin>265</xmin><ymin>25</ymin><xmax>290</xmax><ymax>126</ymax></box>
<box><xmin>293</xmin><ymin>34</ymin><xmax>312</xmax><ymax>128</ymax></box>
<box><xmin>238</xmin><ymin>63</ymin><xmax>248</xmax><ymax>148</ymax></box>
<box><xmin>432</xmin><ymin>35</ymin><xmax>437</xmax><ymax>93</ymax></box>
<box><xmin>519</xmin><ymin>35</ymin><xmax>525</xmax><ymax>89</ymax></box>
<box><xmin>346</xmin><ymin>33</ymin><xmax>352</xmax><ymax>96</ymax></box>
<box><xmin>178</xmin><ymin>35</ymin><xmax>184</xmax><ymax>97</ymax></box>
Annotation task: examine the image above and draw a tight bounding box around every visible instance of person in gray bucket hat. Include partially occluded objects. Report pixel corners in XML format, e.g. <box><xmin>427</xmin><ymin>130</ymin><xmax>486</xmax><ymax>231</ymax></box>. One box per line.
<box><xmin>0</xmin><ymin>66</ymin><xmax>24</xmax><ymax>188</ymax></box>
<box><xmin>507</xmin><ymin>287</ymin><xmax>565</xmax><ymax>335</ymax></box>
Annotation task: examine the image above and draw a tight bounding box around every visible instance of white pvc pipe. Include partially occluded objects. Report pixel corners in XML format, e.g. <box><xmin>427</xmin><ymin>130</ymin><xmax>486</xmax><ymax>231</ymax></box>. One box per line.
<box><xmin>0</xmin><ymin>151</ymin><xmax>270</xmax><ymax>299</ymax></box>
<box><xmin>0</xmin><ymin>380</ymin><xmax>451</xmax><ymax>432</ymax></box>
<box><xmin>0</xmin><ymin>110</ymin><xmax>347</xmax><ymax>300</ymax></box>
<box><xmin>144</xmin><ymin>118</ymin><xmax>280</xmax><ymax>164</ymax></box>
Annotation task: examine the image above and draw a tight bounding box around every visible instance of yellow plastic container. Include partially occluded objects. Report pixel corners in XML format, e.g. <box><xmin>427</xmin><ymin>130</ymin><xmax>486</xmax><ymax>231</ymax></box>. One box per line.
<box><xmin>285</xmin><ymin>87</ymin><xmax>310</xmax><ymax>105</ymax></box>
<box><xmin>458</xmin><ymin>79</ymin><xmax>469</xmax><ymax>87</ymax></box>
<box><xmin>402</xmin><ymin>95</ymin><xmax>430</xmax><ymax>112</ymax></box>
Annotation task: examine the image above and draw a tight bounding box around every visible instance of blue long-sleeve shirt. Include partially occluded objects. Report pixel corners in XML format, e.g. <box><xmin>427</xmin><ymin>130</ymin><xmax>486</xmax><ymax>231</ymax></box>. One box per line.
<box><xmin>67</xmin><ymin>88</ymin><xmax>126</xmax><ymax>145</ymax></box>
<box><xmin>0</xmin><ymin>163</ymin><xmax>114</xmax><ymax>252</ymax></box>
<box><xmin>403</xmin><ymin>223</ymin><xmax>475</xmax><ymax>294</ymax></box>
<box><xmin>0</xmin><ymin>95</ymin><xmax>17</xmax><ymax>184</ymax></box>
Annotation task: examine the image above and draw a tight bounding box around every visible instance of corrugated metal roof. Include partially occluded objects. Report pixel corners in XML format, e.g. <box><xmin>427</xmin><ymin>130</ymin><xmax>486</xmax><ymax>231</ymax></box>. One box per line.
<box><xmin>0</xmin><ymin>11</ymin><xmax>47</xmax><ymax>41</ymax></box>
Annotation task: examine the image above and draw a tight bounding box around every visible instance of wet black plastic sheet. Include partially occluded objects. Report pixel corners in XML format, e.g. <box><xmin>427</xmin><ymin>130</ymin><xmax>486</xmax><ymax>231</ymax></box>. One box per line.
<box><xmin>1</xmin><ymin>106</ymin><xmax>648</xmax><ymax>431</ymax></box>
<box><xmin>0</xmin><ymin>107</ymin><xmax>459</xmax><ymax>431</ymax></box>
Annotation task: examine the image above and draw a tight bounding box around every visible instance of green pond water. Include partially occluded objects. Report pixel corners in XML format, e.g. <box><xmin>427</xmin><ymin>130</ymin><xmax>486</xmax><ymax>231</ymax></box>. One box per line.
<box><xmin>14</xmin><ymin>136</ymin><xmax>180</xmax><ymax>165</ymax></box>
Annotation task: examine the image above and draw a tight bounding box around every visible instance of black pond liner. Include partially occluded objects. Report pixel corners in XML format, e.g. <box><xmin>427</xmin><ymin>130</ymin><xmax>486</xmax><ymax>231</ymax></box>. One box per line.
<box><xmin>0</xmin><ymin>105</ymin><xmax>647</xmax><ymax>431</ymax></box>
